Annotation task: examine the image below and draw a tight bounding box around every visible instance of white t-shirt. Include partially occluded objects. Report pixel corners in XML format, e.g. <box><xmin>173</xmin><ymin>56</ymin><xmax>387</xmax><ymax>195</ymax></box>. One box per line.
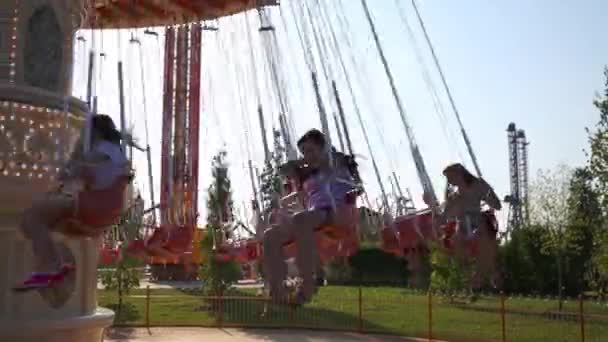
<box><xmin>89</xmin><ymin>140</ymin><xmax>128</xmax><ymax>190</ymax></box>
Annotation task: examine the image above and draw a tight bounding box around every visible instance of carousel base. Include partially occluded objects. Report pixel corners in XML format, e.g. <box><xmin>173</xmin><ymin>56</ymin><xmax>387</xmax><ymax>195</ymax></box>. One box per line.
<box><xmin>0</xmin><ymin>307</ymin><xmax>114</xmax><ymax>342</ymax></box>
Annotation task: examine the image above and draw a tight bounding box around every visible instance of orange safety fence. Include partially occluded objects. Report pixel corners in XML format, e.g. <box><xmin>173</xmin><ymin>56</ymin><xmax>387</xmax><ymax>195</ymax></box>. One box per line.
<box><xmin>98</xmin><ymin>286</ymin><xmax>608</xmax><ymax>341</ymax></box>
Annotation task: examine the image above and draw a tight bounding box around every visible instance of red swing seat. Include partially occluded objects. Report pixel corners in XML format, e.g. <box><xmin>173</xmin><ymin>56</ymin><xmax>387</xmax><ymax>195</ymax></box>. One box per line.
<box><xmin>381</xmin><ymin>209</ymin><xmax>434</xmax><ymax>257</ymax></box>
<box><xmin>440</xmin><ymin>210</ymin><xmax>498</xmax><ymax>257</ymax></box>
<box><xmin>160</xmin><ymin>225</ymin><xmax>194</xmax><ymax>254</ymax></box>
<box><xmin>440</xmin><ymin>221</ymin><xmax>479</xmax><ymax>257</ymax></box>
<box><xmin>127</xmin><ymin>225</ymin><xmax>194</xmax><ymax>258</ymax></box>
<box><xmin>381</xmin><ymin>227</ymin><xmax>401</xmax><ymax>256</ymax></box>
<box><xmin>60</xmin><ymin>176</ymin><xmax>131</xmax><ymax>237</ymax></box>
<box><xmin>99</xmin><ymin>247</ymin><xmax>121</xmax><ymax>265</ymax></box>
<box><xmin>215</xmin><ymin>239</ymin><xmax>261</xmax><ymax>263</ymax></box>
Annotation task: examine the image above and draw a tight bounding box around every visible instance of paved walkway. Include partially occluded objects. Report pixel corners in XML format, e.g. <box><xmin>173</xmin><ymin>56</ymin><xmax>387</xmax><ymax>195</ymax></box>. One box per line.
<box><xmin>105</xmin><ymin>327</ymin><xmax>439</xmax><ymax>341</ymax></box>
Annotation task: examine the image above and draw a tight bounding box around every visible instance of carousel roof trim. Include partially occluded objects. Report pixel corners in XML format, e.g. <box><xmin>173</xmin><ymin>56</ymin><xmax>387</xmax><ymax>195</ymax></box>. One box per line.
<box><xmin>84</xmin><ymin>0</ymin><xmax>280</xmax><ymax>29</ymax></box>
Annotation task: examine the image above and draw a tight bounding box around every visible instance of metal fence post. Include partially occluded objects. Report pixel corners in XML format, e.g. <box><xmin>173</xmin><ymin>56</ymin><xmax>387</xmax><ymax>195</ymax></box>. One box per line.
<box><xmin>358</xmin><ymin>286</ymin><xmax>363</xmax><ymax>333</ymax></box>
<box><xmin>500</xmin><ymin>291</ymin><xmax>506</xmax><ymax>342</ymax></box>
<box><xmin>145</xmin><ymin>285</ymin><xmax>150</xmax><ymax>328</ymax></box>
<box><xmin>428</xmin><ymin>291</ymin><xmax>433</xmax><ymax>341</ymax></box>
<box><xmin>579</xmin><ymin>295</ymin><xmax>585</xmax><ymax>342</ymax></box>
<box><xmin>219</xmin><ymin>289</ymin><xmax>224</xmax><ymax>328</ymax></box>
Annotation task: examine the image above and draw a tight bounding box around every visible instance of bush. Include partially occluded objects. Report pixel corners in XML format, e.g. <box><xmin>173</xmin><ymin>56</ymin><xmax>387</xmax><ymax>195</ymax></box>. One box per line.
<box><xmin>99</xmin><ymin>252</ymin><xmax>140</xmax><ymax>313</ymax></box>
<box><xmin>324</xmin><ymin>257</ymin><xmax>353</xmax><ymax>284</ymax></box>
<box><xmin>199</xmin><ymin>225</ymin><xmax>241</xmax><ymax>296</ymax></box>
<box><xmin>429</xmin><ymin>244</ymin><xmax>469</xmax><ymax>299</ymax></box>
<box><xmin>347</xmin><ymin>247</ymin><xmax>409</xmax><ymax>286</ymax></box>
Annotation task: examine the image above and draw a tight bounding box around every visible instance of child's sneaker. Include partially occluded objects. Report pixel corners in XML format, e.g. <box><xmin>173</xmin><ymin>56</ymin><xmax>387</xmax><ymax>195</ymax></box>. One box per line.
<box><xmin>13</xmin><ymin>265</ymin><xmax>75</xmax><ymax>292</ymax></box>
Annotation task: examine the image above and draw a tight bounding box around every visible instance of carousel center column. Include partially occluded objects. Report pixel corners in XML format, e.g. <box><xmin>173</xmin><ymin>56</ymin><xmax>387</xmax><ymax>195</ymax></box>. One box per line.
<box><xmin>0</xmin><ymin>1</ymin><xmax>113</xmax><ymax>341</ymax></box>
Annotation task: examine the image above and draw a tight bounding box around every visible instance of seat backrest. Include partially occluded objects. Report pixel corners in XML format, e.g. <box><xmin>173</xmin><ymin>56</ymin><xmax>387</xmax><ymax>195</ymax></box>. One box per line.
<box><xmin>325</xmin><ymin>203</ymin><xmax>358</xmax><ymax>231</ymax></box>
<box><xmin>164</xmin><ymin>226</ymin><xmax>194</xmax><ymax>253</ymax></box>
<box><xmin>391</xmin><ymin>210</ymin><xmax>435</xmax><ymax>248</ymax></box>
<box><xmin>481</xmin><ymin>210</ymin><xmax>499</xmax><ymax>235</ymax></box>
<box><xmin>76</xmin><ymin>175</ymin><xmax>131</xmax><ymax>227</ymax></box>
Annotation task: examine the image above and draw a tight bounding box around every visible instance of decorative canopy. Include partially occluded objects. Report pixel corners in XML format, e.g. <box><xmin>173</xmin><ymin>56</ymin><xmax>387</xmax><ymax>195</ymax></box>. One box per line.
<box><xmin>83</xmin><ymin>0</ymin><xmax>279</xmax><ymax>29</ymax></box>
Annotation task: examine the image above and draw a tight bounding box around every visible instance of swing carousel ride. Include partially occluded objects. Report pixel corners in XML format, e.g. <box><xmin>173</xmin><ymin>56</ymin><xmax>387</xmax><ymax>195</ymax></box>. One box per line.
<box><xmin>83</xmin><ymin>0</ymin><xmax>502</xmax><ymax>288</ymax></box>
<box><xmin>0</xmin><ymin>0</ymin><xmax>503</xmax><ymax>340</ymax></box>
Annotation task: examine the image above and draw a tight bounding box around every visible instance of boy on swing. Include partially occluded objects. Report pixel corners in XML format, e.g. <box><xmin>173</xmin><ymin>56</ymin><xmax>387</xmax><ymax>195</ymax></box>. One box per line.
<box><xmin>263</xmin><ymin>129</ymin><xmax>358</xmax><ymax>304</ymax></box>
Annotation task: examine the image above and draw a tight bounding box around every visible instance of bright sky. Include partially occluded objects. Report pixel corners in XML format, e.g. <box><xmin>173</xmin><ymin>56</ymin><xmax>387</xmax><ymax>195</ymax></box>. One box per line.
<box><xmin>72</xmin><ymin>1</ymin><xmax>608</xmax><ymax>228</ymax></box>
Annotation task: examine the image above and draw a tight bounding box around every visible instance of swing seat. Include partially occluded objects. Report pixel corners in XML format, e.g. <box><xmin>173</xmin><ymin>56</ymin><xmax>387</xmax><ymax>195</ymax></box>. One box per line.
<box><xmin>396</xmin><ymin>210</ymin><xmax>434</xmax><ymax>244</ymax></box>
<box><xmin>245</xmin><ymin>240</ymin><xmax>261</xmax><ymax>260</ymax></box>
<box><xmin>381</xmin><ymin>210</ymin><xmax>434</xmax><ymax>256</ymax></box>
<box><xmin>381</xmin><ymin>227</ymin><xmax>402</xmax><ymax>256</ymax></box>
<box><xmin>441</xmin><ymin>210</ymin><xmax>498</xmax><ymax>257</ymax></box>
<box><xmin>59</xmin><ymin>176</ymin><xmax>131</xmax><ymax>237</ymax></box>
<box><xmin>161</xmin><ymin>226</ymin><xmax>194</xmax><ymax>253</ymax></box>
<box><xmin>99</xmin><ymin>247</ymin><xmax>121</xmax><ymax>265</ymax></box>
<box><xmin>283</xmin><ymin>202</ymin><xmax>359</xmax><ymax>262</ymax></box>
<box><xmin>215</xmin><ymin>239</ymin><xmax>260</xmax><ymax>264</ymax></box>
<box><xmin>127</xmin><ymin>225</ymin><xmax>194</xmax><ymax>258</ymax></box>
<box><xmin>214</xmin><ymin>245</ymin><xmax>235</xmax><ymax>263</ymax></box>
<box><xmin>441</xmin><ymin>221</ymin><xmax>457</xmax><ymax>250</ymax></box>
<box><xmin>441</xmin><ymin>224</ymin><xmax>480</xmax><ymax>257</ymax></box>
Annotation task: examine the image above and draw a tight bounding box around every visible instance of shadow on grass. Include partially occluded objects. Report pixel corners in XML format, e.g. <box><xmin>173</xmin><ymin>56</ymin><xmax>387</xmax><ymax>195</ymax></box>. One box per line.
<box><xmin>201</xmin><ymin>290</ymin><xmax>398</xmax><ymax>336</ymax></box>
<box><xmin>104</xmin><ymin>327</ymin><xmax>139</xmax><ymax>341</ymax></box>
<box><xmin>106</xmin><ymin>302</ymin><xmax>142</xmax><ymax>324</ymax></box>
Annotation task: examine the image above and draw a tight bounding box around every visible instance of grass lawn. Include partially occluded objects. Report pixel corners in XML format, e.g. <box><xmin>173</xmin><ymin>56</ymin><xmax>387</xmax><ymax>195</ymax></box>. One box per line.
<box><xmin>98</xmin><ymin>286</ymin><xmax>607</xmax><ymax>342</ymax></box>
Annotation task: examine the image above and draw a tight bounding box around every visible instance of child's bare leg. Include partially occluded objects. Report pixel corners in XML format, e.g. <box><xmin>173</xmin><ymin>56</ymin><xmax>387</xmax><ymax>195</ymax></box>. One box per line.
<box><xmin>20</xmin><ymin>197</ymin><xmax>73</xmax><ymax>273</ymax></box>
<box><xmin>291</xmin><ymin>210</ymin><xmax>328</xmax><ymax>299</ymax></box>
<box><xmin>263</xmin><ymin>225</ymin><xmax>292</xmax><ymax>301</ymax></box>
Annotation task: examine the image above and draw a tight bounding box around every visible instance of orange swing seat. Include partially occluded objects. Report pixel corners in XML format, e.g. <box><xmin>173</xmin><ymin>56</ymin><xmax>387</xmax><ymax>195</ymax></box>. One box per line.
<box><xmin>283</xmin><ymin>191</ymin><xmax>360</xmax><ymax>263</ymax></box>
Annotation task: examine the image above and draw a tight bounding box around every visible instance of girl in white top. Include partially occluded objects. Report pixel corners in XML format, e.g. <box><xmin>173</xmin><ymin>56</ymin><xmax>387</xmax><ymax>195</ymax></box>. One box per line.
<box><xmin>15</xmin><ymin>114</ymin><xmax>129</xmax><ymax>291</ymax></box>
<box><xmin>425</xmin><ymin>163</ymin><xmax>501</xmax><ymax>238</ymax></box>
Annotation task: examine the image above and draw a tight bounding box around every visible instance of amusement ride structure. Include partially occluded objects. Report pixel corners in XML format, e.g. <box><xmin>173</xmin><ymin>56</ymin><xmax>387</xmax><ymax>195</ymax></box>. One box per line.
<box><xmin>505</xmin><ymin>122</ymin><xmax>530</xmax><ymax>234</ymax></box>
<box><xmin>0</xmin><ymin>0</ymin><xmax>508</xmax><ymax>340</ymax></box>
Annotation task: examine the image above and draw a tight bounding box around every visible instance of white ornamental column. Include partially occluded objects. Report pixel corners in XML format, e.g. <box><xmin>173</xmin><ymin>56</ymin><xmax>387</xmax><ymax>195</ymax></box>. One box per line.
<box><xmin>0</xmin><ymin>1</ymin><xmax>113</xmax><ymax>341</ymax></box>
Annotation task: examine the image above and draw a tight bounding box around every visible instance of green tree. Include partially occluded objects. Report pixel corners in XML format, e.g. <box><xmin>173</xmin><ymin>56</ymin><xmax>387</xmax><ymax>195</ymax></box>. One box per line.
<box><xmin>588</xmin><ymin>67</ymin><xmax>608</xmax><ymax>208</ymax></box>
<box><xmin>586</xmin><ymin>67</ymin><xmax>608</xmax><ymax>298</ymax></box>
<box><xmin>591</xmin><ymin>232</ymin><xmax>608</xmax><ymax>299</ymax></box>
<box><xmin>501</xmin><ymin>225</ymin><xmax>558</xmax><ymax>295</ymax></box>
<box><xmin>99</xmin><ymin>218</ymin><xmax>141</xmax><ymax>316</ymax></box>
<box><xmin>565</xmin><ymin>168</ymin><xmax>602</xmax><ymax>295</ymax></box>
<box><xmin>259</xmin><ymin>130</ymin><xmax>287</xmax><ymax>211</ymax></box>
<box><xmin>429</xmin><ymin>244</ymin><xmax>469</xmax><ymax>301</ymax></box>
<box><xmin>529</xmin><ymin>165</ymin><xmax>576</xmax><ymax>308</ymax></box>
<box><xmin>200</xmin><ymin>150</ymin><xmax>241</xmax><ymax>295</ymax></box>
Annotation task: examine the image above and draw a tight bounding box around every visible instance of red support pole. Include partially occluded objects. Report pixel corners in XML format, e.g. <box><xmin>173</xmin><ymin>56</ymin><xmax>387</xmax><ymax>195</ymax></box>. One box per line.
<box><xmin>188</xmin><ymin>23</ymin><xmax>202</xmax><ymax>225</ymax></box>
<box><xmin>173</xmin><ymin>25</ymin><xmax>188</xmax><ymax>220</ymax></box>
<box><xmin>160</xmin><ymin>26</ymin><xmax>175</xmax><ymax>225</ymax></box>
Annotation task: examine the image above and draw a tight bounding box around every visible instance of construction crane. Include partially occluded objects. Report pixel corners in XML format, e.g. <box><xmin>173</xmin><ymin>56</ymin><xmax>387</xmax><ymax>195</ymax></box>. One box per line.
<box><xmin>504</xmin><ymin>123</ymin><xmax>529</xmax><ymax>236</ymax></box>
